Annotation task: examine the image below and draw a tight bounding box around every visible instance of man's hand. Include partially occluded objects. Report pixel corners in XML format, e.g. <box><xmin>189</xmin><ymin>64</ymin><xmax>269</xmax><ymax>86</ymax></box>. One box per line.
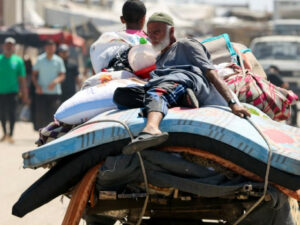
<box><xmin>22</xmin><ymin>95</ymin><xmax>31</xmax><ymax>105</ymax></box>
<box><xmin>36</xmin><ymin>85</ymin><xmax>43</xmax><ymax>94</ymax></box>
<box><xmin>230</xmin><ymin>104</ymin><xmax>251</xmax><ymax>118</ymax></box>
<box><xmin>48</xmin><ymin>81</ymin><xmax>56</xmax><ymax>90</ymax></box>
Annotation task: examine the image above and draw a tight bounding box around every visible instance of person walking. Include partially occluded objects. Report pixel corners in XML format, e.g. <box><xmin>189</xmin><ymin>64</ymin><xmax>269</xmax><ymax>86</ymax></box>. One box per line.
<box><xmin>0</xmin><ymin>37</ymin><xmax>29</xmax><ymax>143</ymax></box>
<box><xmin>57</xmin><ymin>44</ymin><xmax>80</xmax><ymax>102</ymax></box>
<box><xmin>32</xmin><ymin>40</ymin><xmax>66</xmax><ymax>130</ymax></box>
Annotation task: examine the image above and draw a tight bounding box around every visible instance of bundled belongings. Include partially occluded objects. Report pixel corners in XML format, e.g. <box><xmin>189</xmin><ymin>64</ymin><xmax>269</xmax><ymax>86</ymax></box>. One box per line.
<box><xmin>53</xmin><ymin>34</ymin><xmax>155</xmax><ymax>126</ymax></box>
<box><xmin>201</xmin><ymin>34</ymin><xmax>267</xmax><ymax>79</ymax></box>
<box><xmin>90</xmin><ymin>32</ymin><xmax>156</xmax><ymax>76</ymax></box>
<box><xmin>202</xmin><ymin>33</ymin><xmax>298</xmax><ymax>121</ymax></box>
<box><xmin>35</xmin><ymin>121</ymin><xmax>75</xmax><ymax>147</ymax></box>
<box><xmin>92</xmin><ymin>150</ymin><xmax>299</xmax><ymax>225</ymax></box>
<box><xmin>54</xmin><ymin>78</ymin><xmax>144</xmax><ymax>125</ymax></box>
<box><xmin>18</xmin><ymin>106</ymin><xmax>300</xmax><ymax>194</ymax></box>
<box><xmin>13</xmin><ymin>106</ymin><xmax>300</xmax><ymax>224</ymax></box>
<box><xmin>216</xmin><ymin>63</ymin><xmax>298</xmax><ymax>121</ymax></box>
<box><xmin>14</xmin><ymin>31</ymin><xmax>300</xmax><ymax>225</ymax></box>
<box><xmin>36</xmin><ymin>32</ymin><xmax>298</xmax><ymax>150</ymax></box>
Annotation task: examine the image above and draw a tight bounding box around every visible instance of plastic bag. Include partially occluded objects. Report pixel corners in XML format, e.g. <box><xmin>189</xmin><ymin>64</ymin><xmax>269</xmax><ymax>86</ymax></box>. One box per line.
<box><xmin>55</xmin><ymin>79</ymin><xmax>142</xmax><ymax>125</ymax></box>
<box><xmin>90</xmin><ymin>32</ymin><xmax>142</xmax><ymax>73</ymax></box>
<box><xmin>19</xmin><ymin>105</ymin><xmax>31</xmax><ymax>122</ymax></box>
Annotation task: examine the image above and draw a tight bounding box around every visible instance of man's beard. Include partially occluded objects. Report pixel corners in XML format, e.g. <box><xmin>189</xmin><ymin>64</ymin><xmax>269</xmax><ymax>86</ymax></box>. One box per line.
<box><xmin>152</xmin><ymin>32</ymin><xmax>170</xmax><ymax>53</ymax></box>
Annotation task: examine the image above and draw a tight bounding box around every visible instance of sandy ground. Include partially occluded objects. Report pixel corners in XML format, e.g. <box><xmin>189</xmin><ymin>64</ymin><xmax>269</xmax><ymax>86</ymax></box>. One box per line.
<box><xmin>0</xmin><ymin>122</ymin><xmax>86</xmax><ymax>225</ymax></box>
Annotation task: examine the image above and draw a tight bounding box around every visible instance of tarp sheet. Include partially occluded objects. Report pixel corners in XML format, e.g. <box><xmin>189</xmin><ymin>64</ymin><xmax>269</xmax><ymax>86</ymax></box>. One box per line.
<box><xmin>97</xmin><ymin>150</ymin><xmax>298</xmax><ymax>225</ymax></box>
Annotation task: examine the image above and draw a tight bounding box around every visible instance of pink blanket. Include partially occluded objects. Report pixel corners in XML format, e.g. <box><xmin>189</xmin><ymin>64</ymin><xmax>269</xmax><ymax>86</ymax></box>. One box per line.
<box><xmin>223</xmin><ymin>65</ymin><xmax>298</xmax><ymax>121</ymax></box>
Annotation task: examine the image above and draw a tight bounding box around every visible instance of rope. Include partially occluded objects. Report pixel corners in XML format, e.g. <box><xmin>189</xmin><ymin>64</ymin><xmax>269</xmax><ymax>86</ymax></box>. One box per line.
<box><xmin>136</xmin><ymin>152</ymin><xmax>150</xmax><ymax>225</ymax></box>
<box><xmin>71</xmin><ymin>119</ymin><xmax>150</xmax><ymax>225</ymax></box>
<box><xmin>232</xmin><ymin>54</ymin><xmax>273</xmax><ymax>225</ymax></box>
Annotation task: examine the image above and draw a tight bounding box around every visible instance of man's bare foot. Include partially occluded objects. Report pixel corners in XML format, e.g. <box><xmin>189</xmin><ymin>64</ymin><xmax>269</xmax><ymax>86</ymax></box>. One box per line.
<box><xmin>122</xmin><ymin>131</ymin><xmax>168</xmax><ymax>154</ymax></box>
<box><xmin>0</xmin><ymin>135</ymin><xmax>7</xmax><ymax>142</ymax></box>
<box><xmin>142</xmin><ymin>125</ymin><xmax>162</xmax><ymax>135</ymax></box>
<box><xmin>7</xmin><ymin>135</ymin><xmax>14</xmax><ymax>144</ymax></box>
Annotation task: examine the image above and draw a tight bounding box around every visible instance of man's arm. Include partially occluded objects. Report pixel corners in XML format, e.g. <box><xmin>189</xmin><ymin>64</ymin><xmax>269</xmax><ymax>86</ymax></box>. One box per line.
<box><xmin>17</xmin><ymin>59</ymin><xmax>30</xmax><ymax>104</ymax></box>
<box><xmin>31</xmin><ymin>70</ymin><xmax>43</xmax><ymax>94</ymax></box>
<box><xmin>48</xmin><ymin>72</ymin><xmax>66</xmax><ymax>91</ymax></box>
<box><xmin>48</xmin><ymin>57</ymin><xmax>66</xmax><ymax>90</ymax></box>
<box><xmin>205</xmin><ymin>69</ymin><xmax>251</xmax><ymax>118</ymax></box>
<box><xmin>18</xmin><ymin>77</ymin><xmax>30</xmax><ymax>104</ymax></box>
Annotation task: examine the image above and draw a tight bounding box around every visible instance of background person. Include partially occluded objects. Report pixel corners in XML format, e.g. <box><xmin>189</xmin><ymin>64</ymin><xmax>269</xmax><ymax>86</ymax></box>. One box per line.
<box><xmin>120</xmin><ymin>0</ymin><xmax>147</xmax><ymax>37</ymax></box>
<box><xmin>32</xmin><ymin>40</ymin><xmax>66</xmax><ymax>130</ymax></box>
<box><xmin>267</xmin><ymin>65</ymin><xmax>289</xmax><ymax>89</ymax></box>
<box><xmin>57</xmin><ymin>44</ymin><xmax>81</xmax><ymax>102</ymax></box>
<box><xmin>0</xmin><ymin>37</ymin><xmax>29</xmax><ymax>143</ymax></box>
<box><xmin>90</xmin><ymin>0</ymin><xmax>147</xmax><ymax>74</ymax></box>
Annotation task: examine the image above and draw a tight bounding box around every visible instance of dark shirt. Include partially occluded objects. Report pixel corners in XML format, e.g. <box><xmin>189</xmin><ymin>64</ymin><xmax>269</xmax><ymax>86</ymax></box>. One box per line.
<box><xmin>147</xmin><ymin>38</ymin><xmax>226</xmax><ymax>106</ymax></box>
<box><xmin>61</xmin><ymin>60</ymin><xmax>79</xmax><ymax>102</ymax></box>
<box><xmin>267</xmin><ymin>73</ymin><xmax>284</xmax><ymax>87</ymax></box>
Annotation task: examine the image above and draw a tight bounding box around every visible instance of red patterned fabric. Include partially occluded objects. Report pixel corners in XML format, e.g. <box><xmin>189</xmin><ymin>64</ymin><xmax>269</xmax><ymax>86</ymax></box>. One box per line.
<box><xmin>223</xmin><ymin>65</ymin><xmax>298</xmax><ymax>121</ymax></box>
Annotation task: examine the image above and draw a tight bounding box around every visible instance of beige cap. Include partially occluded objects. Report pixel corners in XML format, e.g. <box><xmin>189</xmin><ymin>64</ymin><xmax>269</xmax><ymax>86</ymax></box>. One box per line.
<box><xmin>4</xmin><ymin>37</ymin><xmax>16</xmax><ymax>44</ymax></box>
<box><xmin>148</xmin><ymin>12</ymin><xmax>174</xmax><ymax>26</ymax></box>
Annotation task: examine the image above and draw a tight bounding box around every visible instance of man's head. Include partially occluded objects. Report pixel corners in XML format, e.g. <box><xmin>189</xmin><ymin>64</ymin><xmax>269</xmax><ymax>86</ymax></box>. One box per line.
<box><xmin>147</xmin><ymin>12</ymin><xmax>175</xmax><ymax>53</ymax></box>
<box><xmin>121</xmin><ymin>0</ymin><xmax>146</xmax><ymax>30</ymax></box>
<box><xmin>268</xmin><ymin>65</ymin><xmax>280</xmax><ymax>74</ymax></box>
<box><xmin>58</xmin><ymin>44</ymin><xmax>69</xmax><ymax>60</ymax></box>
<box><xmin>44</xmin><ymin>39</ymin><xmax>56</xmax><ymax>57</ymax></box>
<box><xmin>3</xmin><ymin>37</ymin><xmax>16</xmax><ymax>56</ymax></box>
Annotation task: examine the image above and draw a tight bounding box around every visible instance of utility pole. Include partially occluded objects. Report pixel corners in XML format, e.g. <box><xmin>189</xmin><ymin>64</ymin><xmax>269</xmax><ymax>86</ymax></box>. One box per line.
<box><xmin>0</xmin><ymin>0</ymin><xmax>3</xmax><ymax>26</ymax></box>
<box><xmin>21</xmin><ymin>0</ymin><xmax>25</xmax><ymax>26</ymax></box>
<box><xmin>85</xmin><ymin>0</ymin><xmax>91</xmax><ymax>8</ymax></box>
<box><xmin>273</xmin><ymin>0</ymin><xmax>279</xmax><ymax>20</ymax></box>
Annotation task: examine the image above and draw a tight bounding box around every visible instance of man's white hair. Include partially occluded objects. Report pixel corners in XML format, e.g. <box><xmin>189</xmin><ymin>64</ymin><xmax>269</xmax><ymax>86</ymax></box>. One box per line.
<box><xmin>152</xmin><ymin>25</ymin><xmax>172</xmax><ymax>53</ymax></box>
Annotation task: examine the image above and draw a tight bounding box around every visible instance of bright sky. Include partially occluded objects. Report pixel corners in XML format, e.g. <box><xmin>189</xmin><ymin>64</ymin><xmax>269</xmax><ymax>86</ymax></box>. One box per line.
<box><xmin>249</xmin><ymin>0</ymin><xmax>273</xmax><ymax>12</ymax></box>
<box><xmin>172</xmin><ymin>0</ymin><xmax>274</xmax><ymax>12</ymax></box>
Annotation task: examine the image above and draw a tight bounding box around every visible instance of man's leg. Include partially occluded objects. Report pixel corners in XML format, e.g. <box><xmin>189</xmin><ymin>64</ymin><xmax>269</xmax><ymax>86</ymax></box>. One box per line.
<box><xmin>142</xmin><ymin>112</ymin><xmax>164</xmax><ymax>135</ymax></box>
<box><xmin>113</xmin><ymin>86</ymin><xmax>145</xmax><ymax>109</ymax></box>
<box><xmin>46</xmin><ymin>94</ymin><xmax>61</xmax><ymax>125</ymax></box>
<box><xmin>123</xmin><ymin>82</ymin><xmax>186</xmax><ymax>154</ymax></box>
<box><xmin>0</xmin><ymin>95</ymin><xmax>7</xmax><ymax>141</ymax></box>
<box><xmin>35</xmin><ymin>94</ymin><xmax>48</xmax><ymax>130</ymax></box>
<box><xmin>7</xmin><ymin>93</ymin><xmax>17</xmax><ymax>143</ymax></box>
<box><xmin>143</xmin><ymin>82</ymin><xmax>187</xmax><ymax>132</ymax></box>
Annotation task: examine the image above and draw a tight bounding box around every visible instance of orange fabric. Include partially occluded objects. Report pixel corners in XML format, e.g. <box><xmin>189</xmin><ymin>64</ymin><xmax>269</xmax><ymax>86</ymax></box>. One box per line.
<box><xmin>233</xmin><ymin>46</ymin><xmax>252</xmax><ymax>70</ymax></box>
<box><xmin>160</xmin><ymin>146</ymin><xmax>300</xmax><ymax>201</ymax></box>
<box><xmin>61</xmin><ymin>162</ymin><xmax>103</xmax><ymax>225</ymax></box>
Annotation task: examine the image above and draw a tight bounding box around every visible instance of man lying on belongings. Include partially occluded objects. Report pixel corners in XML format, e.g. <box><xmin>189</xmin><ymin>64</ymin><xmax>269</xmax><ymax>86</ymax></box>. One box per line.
<box><xmin>113</xmin><ymin>12</ymin><xmax>251</xmax><ymax>154</ymax></box>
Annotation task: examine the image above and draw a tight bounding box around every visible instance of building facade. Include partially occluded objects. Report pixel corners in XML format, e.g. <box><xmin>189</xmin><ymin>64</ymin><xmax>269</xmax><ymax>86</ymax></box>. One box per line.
<box><xmin>1</xmin><ymin>0</ymin><xmax>22</xmax><ymax>26</ymax></box>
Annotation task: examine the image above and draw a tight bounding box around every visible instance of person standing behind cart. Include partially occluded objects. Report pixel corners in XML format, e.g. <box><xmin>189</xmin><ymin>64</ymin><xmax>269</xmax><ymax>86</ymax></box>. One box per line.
<box><xmin>0</xmin><ymin>37</ymin><xmax>29</xmax><ymax>143</ymax></box>
<box><xmin>32</xmin><ymin>40</ymin><xmax>66</xmax><ymax>130</ymax></box>
<box><xmin>58</xmin><ymin>44</ymin><xmax>81</xmax><ymax>102</ymax></box>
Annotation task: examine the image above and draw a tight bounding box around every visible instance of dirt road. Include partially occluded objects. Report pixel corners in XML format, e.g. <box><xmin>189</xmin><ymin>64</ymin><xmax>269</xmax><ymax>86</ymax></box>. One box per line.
<box><xmin>0</xmin><ymin>122</ymin><xmax>73</xmax><ymax>225</ymax></box>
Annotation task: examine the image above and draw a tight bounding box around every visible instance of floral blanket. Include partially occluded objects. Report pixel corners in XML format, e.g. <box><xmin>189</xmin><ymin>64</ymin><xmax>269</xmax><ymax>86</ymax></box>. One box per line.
<box><xmin>222</xmin><ymin>64</ymin><xmax>298</xmax><ymax>121</ymax></box>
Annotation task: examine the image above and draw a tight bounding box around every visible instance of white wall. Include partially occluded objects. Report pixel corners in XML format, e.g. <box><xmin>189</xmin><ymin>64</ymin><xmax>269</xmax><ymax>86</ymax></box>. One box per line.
<box><xmin>249</xmin><ymin>0</ymin><xmax>273</xmax><ymax>12</ymax></box>
<box><xmin>3</xmin><ymin>0</ymin><xmax>22</xmax><ymax>26</ymax></box>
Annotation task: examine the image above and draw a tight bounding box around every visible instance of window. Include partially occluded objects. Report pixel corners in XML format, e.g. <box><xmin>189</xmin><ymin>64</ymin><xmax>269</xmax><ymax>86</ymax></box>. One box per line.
<box><xmin>252</xmin><ymin>41</ymin><xmax>300</xmax><ymax>60</ymax></box>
